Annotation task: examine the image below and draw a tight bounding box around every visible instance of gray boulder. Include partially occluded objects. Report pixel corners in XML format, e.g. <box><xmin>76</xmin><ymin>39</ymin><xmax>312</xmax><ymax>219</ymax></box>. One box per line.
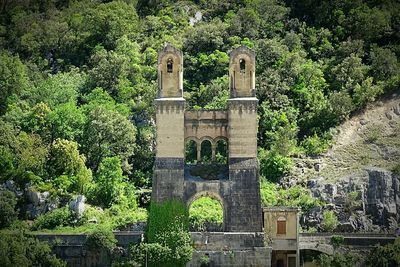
<box><xmin>69</xmin><ymin>195</ymin><xmax>86</xmax><ymax>218</ymax></box>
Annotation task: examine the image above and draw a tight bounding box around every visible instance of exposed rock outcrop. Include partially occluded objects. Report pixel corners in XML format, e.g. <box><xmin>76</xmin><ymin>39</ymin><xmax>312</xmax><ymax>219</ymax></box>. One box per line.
<box><xmin>302</xmin><ymin>168</ymin><xmax>399</xmax><ymax>232</ymax></box>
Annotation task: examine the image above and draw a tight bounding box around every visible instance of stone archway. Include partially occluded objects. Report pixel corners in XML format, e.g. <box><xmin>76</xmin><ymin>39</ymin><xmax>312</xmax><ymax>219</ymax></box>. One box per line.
<box><xmin>187</xmin><ymin>191</ymin><xmax>225</xmax><ymax>232</ymax></box>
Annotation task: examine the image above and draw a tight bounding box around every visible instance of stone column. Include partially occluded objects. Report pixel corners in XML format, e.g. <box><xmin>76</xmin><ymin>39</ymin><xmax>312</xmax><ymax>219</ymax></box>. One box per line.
<box><xmin>196</xmin><ymin>142</ymin><xmax>201</xmax><ymax>162</ymax></box>
<box><xmin>211</xmin><ymin>142</ymin><xmax>216</xmax><ymax>161</ymax></box>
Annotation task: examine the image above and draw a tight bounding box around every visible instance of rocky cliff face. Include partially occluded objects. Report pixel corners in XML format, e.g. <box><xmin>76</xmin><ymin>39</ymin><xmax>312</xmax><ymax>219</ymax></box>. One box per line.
<box><xmin>287</xmin><ymin>95</ymin><xmax>400</xmax><ymax>232</ymax></box>
<box><xmin>301</xmin><ymin>168</ymin><xmax>399</xmax><ymax>232</ymax></box>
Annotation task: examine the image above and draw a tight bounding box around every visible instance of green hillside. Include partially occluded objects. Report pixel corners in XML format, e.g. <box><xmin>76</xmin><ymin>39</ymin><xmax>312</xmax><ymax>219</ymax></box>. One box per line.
<box><xmin>0</xmin><ymin>0</ymin><xmax>399</xmax><ymax>235</ymax></box>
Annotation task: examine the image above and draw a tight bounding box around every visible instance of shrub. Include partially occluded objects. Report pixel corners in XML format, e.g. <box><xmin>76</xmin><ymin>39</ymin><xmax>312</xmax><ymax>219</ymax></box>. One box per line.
<box><xmin>0</xmin><ymin>230</ymin><xmax>66</xmax><ymax>267</ymax></box>
<box><xmin>200</xmin><ymin>254</ymin><xmax>210</xmax><ymax>267</ymax></box>
<box><xmin>300</xmin><ymin>133</ymin><xmax>330</xmax><ymax>156</ymax></box>
<box><xmin>344</xmin><ymin>191</ymin><xmax>362</xmax><ymax>214</ymax></box>
<box><xmin>366</xmin><ymin>238</ymin><xmax>400</xmax><ymax>267</ymax></box>
<box><xmin>259</xmin><ymin>149</ymin><xmax>292</xmax><ymax>182</ymax></box>
<box><xmin>130</xmin><ymin>242</ymin><xmax>171</xmax><ymax>266</ymax></box>
<box><xmin>260</xmin><ymin>178</ymin><xmax>278</xmax><ymax>206</ymax></box>
<box><xmin>86</xmin><ymin>225</ymin><xmax>117</xmax><ymax>253</ymax></box>
<box><xmin>321</xmin><ymin>210</ymin><xmax>338</xmax><ymax>232</ymax></box>
<box><xmin>330</xmin><ymin>235</ymin><xmax>344</xmax><ymax>249</ymax></box>
<box><xmin>276</xmin><ymin>185</ymin><xmax>322</xmax><ymax>213</ymax></box>
<box><xmin>0</xmin><ymin>190</ymin><xmax>19</xmax><ymax>228</ymax></box>
<box><xmin>317</xmin><ymin>252</ymin><xmax>360</xmax><ymax>267</ymax></box>
<box><xmin>364</xmin><ymin>124</ymin><xmax>381</xmax><ymax>143</ymax></box>
<box><xmin>32</xmin><ymin>206</ymin><xmax>74</xmax><ymax>230</ymax></box>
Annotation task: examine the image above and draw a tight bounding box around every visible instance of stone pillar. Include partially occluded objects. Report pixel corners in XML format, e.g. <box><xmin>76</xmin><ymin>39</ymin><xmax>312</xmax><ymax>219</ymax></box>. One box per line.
<box><xmin>226</xmin><ymin>46</ymin><xmax>263</xmax><ymax>232</ymax></box>
<box><xmin>152</xmin><ymin>44</ymin><xmax>185</xmax><ymax>203</ymax></box>
<box><xmin>211</xmin><ymin>142</ymin><xmax>216</xmax><ymax>161</ymax></box>
<box><xmin>196</xmin><ymin>142</ymin><xmax>201</xmax><ymax>162</ymax></box>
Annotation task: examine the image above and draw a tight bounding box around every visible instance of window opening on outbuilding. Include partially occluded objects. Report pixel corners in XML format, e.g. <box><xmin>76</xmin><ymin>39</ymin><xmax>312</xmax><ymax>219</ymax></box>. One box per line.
<box><xmin>277</xmin><ymin>217</ymin><xmax>286</xmax><ymax>235</ymax></box>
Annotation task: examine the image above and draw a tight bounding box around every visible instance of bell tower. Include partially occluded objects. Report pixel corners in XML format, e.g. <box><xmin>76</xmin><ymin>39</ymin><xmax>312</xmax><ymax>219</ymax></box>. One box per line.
<box><xmin>152</xmin><ymin>44</ymin><xmax>185</xmax><ymax>203</ymax></box>
<box><xmin>227</xmin><ymin>46</ymin><xmax>262</xmax><ymax>231</ymax></box>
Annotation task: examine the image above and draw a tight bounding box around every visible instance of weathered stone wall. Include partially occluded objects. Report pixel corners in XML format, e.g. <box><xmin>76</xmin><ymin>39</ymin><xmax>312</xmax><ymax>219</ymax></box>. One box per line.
<box><xmin>227</xmin><ymin>99</ymin><xmax>258</xmax><ymax>158</ymax></box>
<box><xmin>189</xmin><ymin>248</ymin><xmax>272</xmax><ymax>267</ymax></box>
<box><xmin>154</xmin><ymin>99</ymin><xmax>185</xmax><ymax>158</ymax></box>
<box><xmin>227</xmin><ymin>158</ymin><xmax>263</xmax><ymax>232</ymax></box>
<box><xmin>184</xmin><ymin>110</ymin><xmax>228</xmax><ymax>141</ymax></box>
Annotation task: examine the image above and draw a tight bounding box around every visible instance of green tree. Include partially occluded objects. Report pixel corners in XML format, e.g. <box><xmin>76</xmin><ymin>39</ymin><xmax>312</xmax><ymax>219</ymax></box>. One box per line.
<box><xmin>47</xmin><ymin>139</ymin><xmax>92</xmax><ymax>194</ymax></box>
<box><xmin>0</xmin><ymin>51</ymin><xmax>29</xmax><ymax>114</ymax></box>
<box><xmin>317</xmin><ymin>251</ymin><xmax>360</xmax><ymax>267</ymax></box>
<box><xmin>366</xmin><ymin>238</ymin><xmax>400</xmax><ymax>267</ymax></box>
<box><xmin>369</xmin><ymin>46</ymin><xmax>399</xmax><ymax>81</ymax></box>
<box><xmin>259</xmin><ymin>148</ymin><xmax>292</xmax><ymax>182</ymax></box>
<box><xmin>29</xmin><ymin>70</ymin><xmax>86</xmax><ymax>108</ymax></box>
<box><xmin>47</xmin><ymin>102</ymin><xmax>86</xmax><ymax>142</ymax></box>
<box><xmin>0</xmin><ymin>190</ymin><xmax>18</xmax><ymax>228</ymax></box>
<box><xmin>82</xmin><ymin>107</ymin><xmax>136</xmax><ymax>172</ymax></box>
<box><xmin>91</xmin><ymin>157</ymin><xmax>129</xmax><ymax>208</ymax></box>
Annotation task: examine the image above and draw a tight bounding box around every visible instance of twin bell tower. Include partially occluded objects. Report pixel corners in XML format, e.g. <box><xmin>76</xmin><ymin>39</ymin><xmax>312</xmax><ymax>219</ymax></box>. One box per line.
<box><xmin>152</xmin><ymin>44</ymin><xmax>263</xmax><ymax>233</ymax></box>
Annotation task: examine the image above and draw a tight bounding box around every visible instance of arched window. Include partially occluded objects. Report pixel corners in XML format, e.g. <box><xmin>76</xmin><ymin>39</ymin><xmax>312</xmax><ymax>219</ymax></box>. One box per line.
<box><xmin>239</xmin><ymin>58</ymin><xmax>246</xmax><ymax>73</ymax></box>
<box><xmin>277</xmin><ymin>217</ymin><xmax>286</xmax><ymax>235</ymax></box>
<box><xmin>215</xmin><ymin>139</ymin><xmax>228</xmax><ymax>164</ymax></box>
<box><xmin>167</xmin><ymin>58</ymin><xmax>173</xmax><ymax>73</ymax></box>
<box><xmin>200</xmin><ymin>140</ymin><xmax>212</xmax><ymax>163</ymax></box>
<box><xmin>185</xmin><ymin>140</ymin><xmax>197</xmax><ymax>164</ymax></box>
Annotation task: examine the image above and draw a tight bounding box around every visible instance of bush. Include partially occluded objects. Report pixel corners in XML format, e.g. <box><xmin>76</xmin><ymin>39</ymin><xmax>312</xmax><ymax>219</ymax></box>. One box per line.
<box><xmin>0</xmin><ymin>230</ymin><xmax>66</xmax><ymax>267</ymax></box>
<box><xmin>86</xmin><ymin>225</ymin><xmax>117</xmax><ymax>253</ymax></box>
<box><xmin>317</xmin><ymin>252</ymin><xmax>360</xmax><ymax>267</ymax></box>
<box><xmin>276</xmin><ymin>185</ymin><xmax>322</xmax><ymax>213</ymax></box>
<box><xmin>321</xmin><ymin>210</ymin><xmax>338</xmax><ymax>232</ymax></box>
<box><xmin>0</xmin><ymin>190</ymin><xmax>19</xmax><ymax>228</ymax></box>
<box><xmin>260</xmin><ymin>178</ymin><xmax>278</xmax><ymax>206</ymax></box>
<box><xmin>259</xmin><ymin>149</ymin><xmax>292</xmax><ymax>182</ymax></box>
<box><xmin>32</xmin><ymin>206</ymin><xmax>74</xmax><ymax>230</ymax></box>
<box><xmin>366</xmin><ymin>238</ymin><xmax>400</xmax><ymax>267</ymax></box>
<box><xmin>330</xmin><ymin>235</ymin><xmax>344</xmax><ymax>249</ymax></box>
<box><xmin>300</xmin><ymin>133</ymin><xmax>330</xmax><ymax>156</ymax></box>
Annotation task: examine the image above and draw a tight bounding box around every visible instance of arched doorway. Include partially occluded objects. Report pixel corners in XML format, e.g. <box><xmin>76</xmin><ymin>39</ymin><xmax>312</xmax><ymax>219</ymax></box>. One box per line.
<box><xmin>188</xmin><ymin>194</ymin><xmax>224</xmax><ymax>232</ymax></box>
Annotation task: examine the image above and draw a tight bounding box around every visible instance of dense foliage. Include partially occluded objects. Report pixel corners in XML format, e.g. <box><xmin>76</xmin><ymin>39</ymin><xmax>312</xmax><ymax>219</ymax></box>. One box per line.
<box><xmin>0</xmin><ymin>230</ymin><xmax>66</xmax><ymax>267</ymax></box>
<box><xmin>366</xmin><ymin>238</ymin><xmax>400</xmax><ymax>267</ymax></box>
<box><xmin>189</xmin><ymin>196</ymin><xmax>223</xmax><ymax>231</ymax></box>
<box><xmin>0</xmin><ymin>190</ymin><xmax>18</xmax><ymax>228</ymax></box>
<box><xmin>0</xmin><ymin>0</ymin><xmax>399</xmax><ymax>236</ymax></box>
<box><xmin>129</xmin><ymin>200</ymin><xmax>193</xmax><ymax>267</ymax></box>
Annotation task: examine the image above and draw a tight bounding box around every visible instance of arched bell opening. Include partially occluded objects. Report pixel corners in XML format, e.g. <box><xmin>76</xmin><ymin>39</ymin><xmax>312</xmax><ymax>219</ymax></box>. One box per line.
<box><xmin>167</xmin><ymin>58</ymin><xmax>173</xmax><ymax>73</ymax></box>
<box><xmin>239</xmin><ymin>58</ymin><xmax>246</xmax><ymax>73</ymax></box>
